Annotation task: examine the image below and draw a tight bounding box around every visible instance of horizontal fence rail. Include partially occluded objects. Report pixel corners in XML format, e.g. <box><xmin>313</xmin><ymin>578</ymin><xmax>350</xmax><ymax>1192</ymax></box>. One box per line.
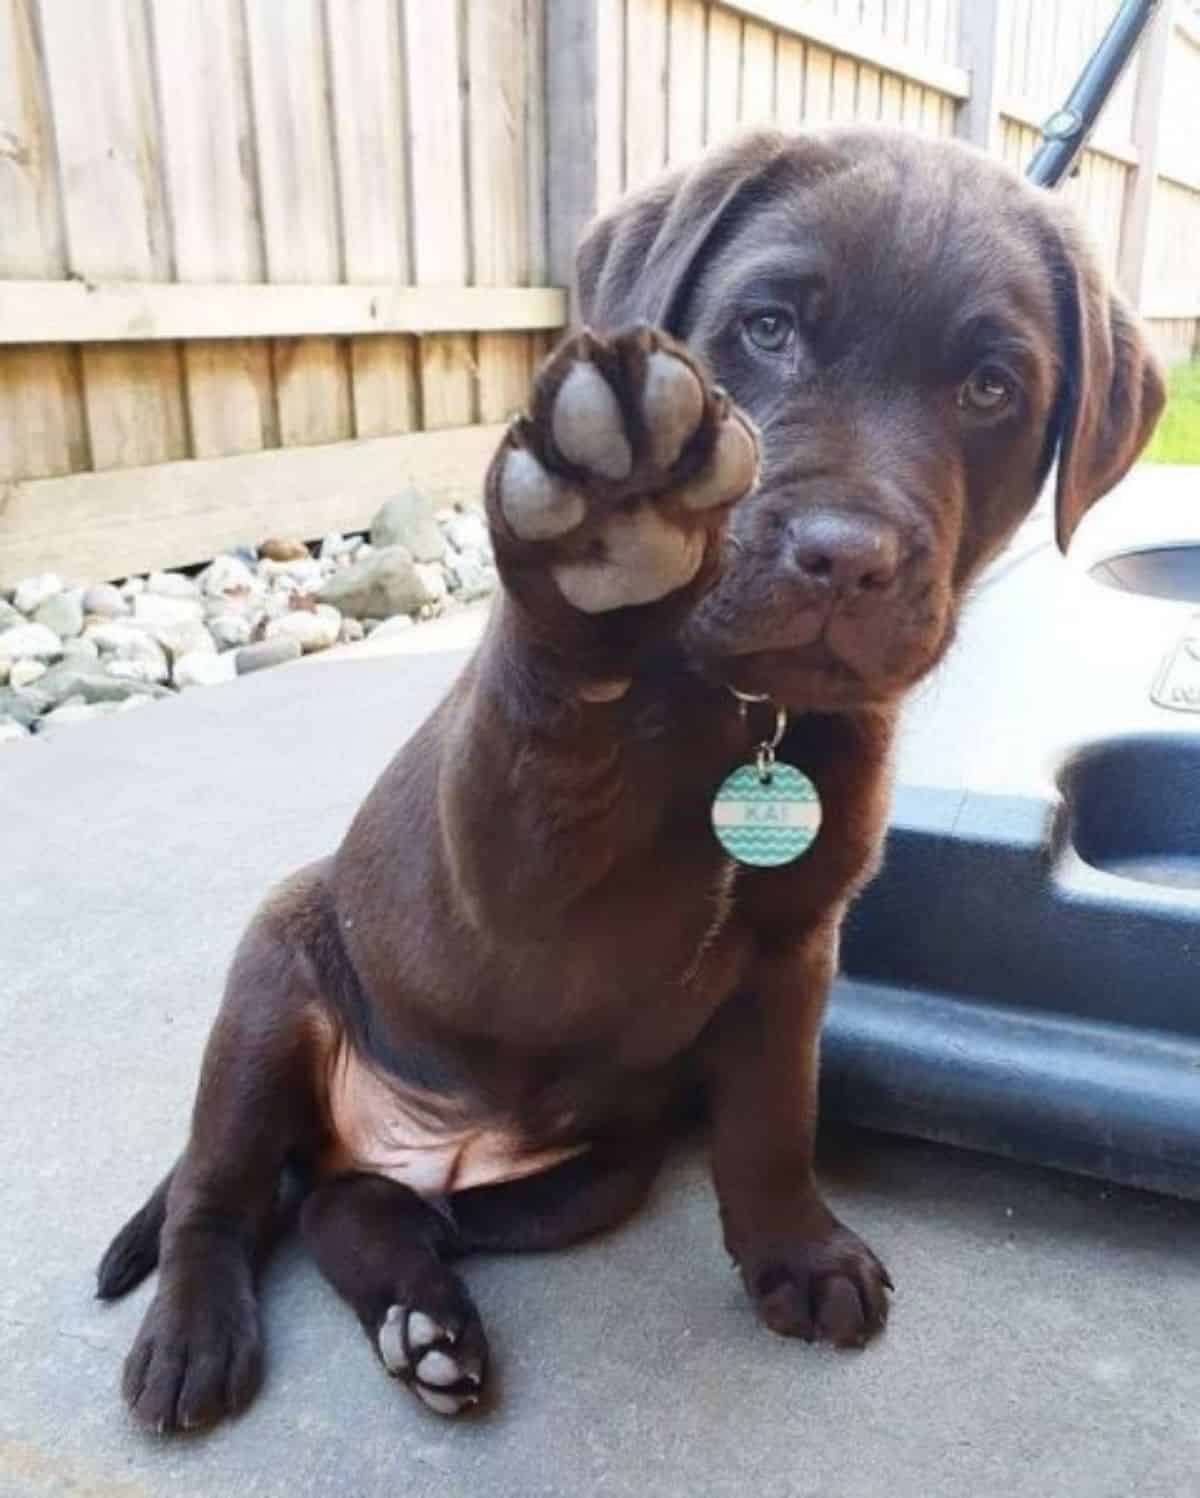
<box><xmin>0</xmin><ymin>284</ymin><xmax>568</xmax><ymax>346</ymax></box>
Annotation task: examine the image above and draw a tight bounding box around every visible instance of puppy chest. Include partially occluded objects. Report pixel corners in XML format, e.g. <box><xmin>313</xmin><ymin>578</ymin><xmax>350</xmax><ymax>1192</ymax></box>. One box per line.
<box><xmin>322</xmin><ymin>1049</ymin><xmax>587</xmax><ymax>1196</ymax></box>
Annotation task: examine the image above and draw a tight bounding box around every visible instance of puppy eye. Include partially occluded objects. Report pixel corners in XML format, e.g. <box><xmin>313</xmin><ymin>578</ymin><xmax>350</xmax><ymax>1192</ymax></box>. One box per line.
<box><xmin>742</xmin><ymin>309</ymin><xmax>796</xmax><ymax>356</ymax></box>
<box><xmin>957</xmin><ymin>366</ymin><xmax>1013</xmax><ymax>416</ymax></box>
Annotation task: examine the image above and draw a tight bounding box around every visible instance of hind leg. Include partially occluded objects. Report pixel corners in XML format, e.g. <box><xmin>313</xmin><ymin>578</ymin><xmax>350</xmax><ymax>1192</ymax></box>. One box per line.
<box><xmin>299</xmin><ymin>1144</ymin><xmax>664</xmax><ymax>1416</ymax></box>
<box><xmin>300</xmin><ymin>1174</ymin><xmax>487</xmax><ymax>1416</ymax></box>
<box><xmin>116</xmin><ymin>876</ymin><xmax>328</xmax><ymax>1432</ymax></box>
<box><xmin>450</xmin><ymin>1139</ymin><xmax>666</xmax><ymax>1254</ymax></box>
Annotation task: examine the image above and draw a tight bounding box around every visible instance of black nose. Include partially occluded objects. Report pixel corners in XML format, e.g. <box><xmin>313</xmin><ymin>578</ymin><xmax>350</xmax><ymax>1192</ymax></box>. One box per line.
<box><xmin>789</xmin><ymin>511</ymin><xmax>902</xmax><ymax>595</ymax></box>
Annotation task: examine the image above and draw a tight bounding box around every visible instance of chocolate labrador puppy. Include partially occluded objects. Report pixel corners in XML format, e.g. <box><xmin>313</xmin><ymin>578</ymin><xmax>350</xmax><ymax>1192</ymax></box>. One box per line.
<box><xmin>98</xmin><ymin>128</ymin><xmax>1163</xmax><ymax>1429</ymax></box>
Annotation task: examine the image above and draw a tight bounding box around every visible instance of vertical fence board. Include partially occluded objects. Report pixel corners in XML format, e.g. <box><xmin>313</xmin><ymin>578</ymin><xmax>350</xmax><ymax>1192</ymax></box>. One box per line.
<box><xmin>831</xmin><ymin>54</ymin><xmax>857</xmax><ymax>122</ymax></box>
<box><xmin>39</xmin><ymin>0</ymin><xmax>186</xmax><ymax>472</ymax></box>
<box><xmin>878</xmin><ymin>68</ymin><xmax>905</xmax><ymax>123</ymax></box>
<box><xmin>402</xmin><ymin>0</ymin><xmax>474</xmax><ymax>428</ymax></box>
<box><xmin>245</xmin><ymin>0</ymin><xmax>351</xmax><ymax>449</ymax></box>
<box><xmin>595</xmin><ymin>0</ymin><xmax>625</xmax><ymax>209</ymax></box>
<box><xmin>151</xmin><ymin>0</ymin><xmax>276</xmax><ymax>459</ymax></box>
<box><xmin>469</xmin><ymin>0</ymin><xmax>539</xmax><ymax>422</ymax></box>
<box><xmin>626</xmin><ymin>0</ymin><xmax>669</xmax><ymax>183</ymax></box>
<box><xmin>327</xmin><ymin>0</ymin><xmax>418</xmax><ymax>440</ymax></box>
<box><xmin>0</xmin><ymin>0</ymin><xmax>61</xmax><ymax>271</ymax></box>
<box><xmin>803</xmin><ymin>44</ymin><xmax>835</xmax><ymax>124</ymax></box>
<box><xmin>775</xmin><ymin>34</ymin><xmax>805</xmax><ymax>129</ymax></box>
<box><xmin>0</xmin><ymin>0</ymin><xmax>85</xmax><ymax>481</ymax></box>
<box><xmin>856</xmin><ymin>63</ymin><xmax>882</xmax><ymax>122</ymax></box>
<box><xmin>667</xmin><ymin>0</ymin><xmax>706</xmax><ymax>163</ymax></box>
<box><xmin>739</xmin><ymin>21</ymin><xmax>775</xmax><ymax>127</ymax></box>
<box><xmin>705</xmin><ymin>5</ymin><xmax>740</xmax><ymax>144</ymax></box>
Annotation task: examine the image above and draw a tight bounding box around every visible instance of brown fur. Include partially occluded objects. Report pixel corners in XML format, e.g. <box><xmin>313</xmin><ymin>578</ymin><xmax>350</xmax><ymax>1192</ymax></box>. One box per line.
<box><xmin>98</xmin><ymin>129</ymin><xmax>1163</xmax><ymax>1431</ymax></box>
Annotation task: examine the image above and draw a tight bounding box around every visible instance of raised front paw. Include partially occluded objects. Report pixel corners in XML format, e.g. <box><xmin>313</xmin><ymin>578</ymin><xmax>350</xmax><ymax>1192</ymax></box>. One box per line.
<box><xmin>486</xmin><ymin>326</ymin><xmax>758</xmax><ymax>627</ymax></box>
<box><xmin>740</xmin><ymin>1210</ymin><xmax>893</xmax><ymax>1349</ymax></box>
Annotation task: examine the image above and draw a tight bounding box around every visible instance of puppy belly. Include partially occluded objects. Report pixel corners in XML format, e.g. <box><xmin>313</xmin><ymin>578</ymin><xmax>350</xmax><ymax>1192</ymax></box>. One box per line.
<box><xmin>323</xmin><ymin>1047</ymin><xmax>588</xmax><ymax>1196</ymax></box>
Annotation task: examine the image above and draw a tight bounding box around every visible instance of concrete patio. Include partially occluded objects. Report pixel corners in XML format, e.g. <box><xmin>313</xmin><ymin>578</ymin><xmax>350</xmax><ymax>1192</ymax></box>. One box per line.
<box><xmin>3</xmin><ymin>606</ymin><xmax>1199</xmax><ymax>1498</ymax></box>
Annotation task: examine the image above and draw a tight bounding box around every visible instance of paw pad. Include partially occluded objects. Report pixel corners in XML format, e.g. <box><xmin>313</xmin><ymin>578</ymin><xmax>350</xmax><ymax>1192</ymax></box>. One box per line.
<box><xmin>378</xmin><ymin>1302</ymin><xmax>485</xmax><ymax>1417</ymax></box>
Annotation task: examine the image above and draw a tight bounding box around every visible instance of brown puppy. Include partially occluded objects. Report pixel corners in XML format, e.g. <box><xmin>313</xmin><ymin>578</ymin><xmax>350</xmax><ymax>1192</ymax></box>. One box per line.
<box><xmin>98</xmin><ymin>129</ymin><xmax>1163</xmax><ymax>1430</ymax></box>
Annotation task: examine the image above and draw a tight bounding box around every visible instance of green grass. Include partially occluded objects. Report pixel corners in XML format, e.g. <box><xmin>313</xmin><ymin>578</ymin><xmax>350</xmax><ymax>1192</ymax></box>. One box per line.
<box><xmin>1145</xmin><ymin>359</ymin><xmax>1200</xmax><ymax>465</ymax></box>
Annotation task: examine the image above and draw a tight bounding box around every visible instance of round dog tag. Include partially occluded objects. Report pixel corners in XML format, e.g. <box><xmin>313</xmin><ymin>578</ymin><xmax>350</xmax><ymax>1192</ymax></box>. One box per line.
<box><xmin>711</xmin><ymin>760</ymin><xmax>822</xmax><ymax>868</ymax></box>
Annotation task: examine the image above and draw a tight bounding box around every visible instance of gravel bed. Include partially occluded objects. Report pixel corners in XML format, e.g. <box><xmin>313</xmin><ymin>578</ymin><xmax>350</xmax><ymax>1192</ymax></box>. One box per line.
<box><xmin>0</xmin><ymin>489</ymin><xmax>497</xmax><ymax>745</ymax></box>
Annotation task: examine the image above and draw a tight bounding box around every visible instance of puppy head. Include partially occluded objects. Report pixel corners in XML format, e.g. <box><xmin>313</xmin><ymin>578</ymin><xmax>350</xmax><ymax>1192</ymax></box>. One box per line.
<box><xmin>576</xmin><ymin>129</ymin><xmax>1164</xmax><ymax>711</ymax></box>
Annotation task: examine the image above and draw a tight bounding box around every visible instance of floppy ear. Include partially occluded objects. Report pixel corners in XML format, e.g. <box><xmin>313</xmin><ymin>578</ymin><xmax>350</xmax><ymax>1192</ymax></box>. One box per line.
<box><xmin>575</xmin><ymin>131</ymin><xmax>805</xmax><ymax>335</ymax></box>
<box><xmin>1051</xmin><ymin>218</ymin><xmax>1166</xmax><ymax>552</ymax></box>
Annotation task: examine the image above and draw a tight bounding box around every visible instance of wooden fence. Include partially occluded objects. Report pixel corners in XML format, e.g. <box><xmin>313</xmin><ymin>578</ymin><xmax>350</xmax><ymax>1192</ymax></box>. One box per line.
<box><xmin>1</xmin><ymin>0</ymin><xmax>1197</xmax><ymax>586</ymax></box>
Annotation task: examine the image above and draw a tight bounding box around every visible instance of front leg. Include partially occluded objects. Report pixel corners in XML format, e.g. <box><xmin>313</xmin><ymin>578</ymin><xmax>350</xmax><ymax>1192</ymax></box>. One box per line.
<box><xmin>706</xmin><ymin>921</ymin><xmax>892</xmax><ymax>1347</ymax></box>
<box><xmin>440</xmin><ymin>327</ymin><xmax>758</xmax><ymax>926</ymax></box>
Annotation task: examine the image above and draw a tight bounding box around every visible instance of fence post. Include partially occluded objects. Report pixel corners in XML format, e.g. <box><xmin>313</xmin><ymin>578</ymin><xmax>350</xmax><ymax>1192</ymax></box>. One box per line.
<box><xmin>546</xmin><ymin>0</ymin><xmax>601</xmax><ymax>318</ymax></box>
<box><xmin>955</xmin><ymin>0</ymin><xmax>1005</xmax><ymax>153</ymax></box>
<box><xmin>1117</xmin><ymin>0</ymin><xmax>1174</xmax><ymax>311</ymax></box>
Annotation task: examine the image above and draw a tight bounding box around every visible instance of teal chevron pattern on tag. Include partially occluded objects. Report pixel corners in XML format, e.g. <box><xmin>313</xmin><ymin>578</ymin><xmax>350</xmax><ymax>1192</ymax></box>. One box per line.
<box><xmin>711</xmin><ymin>761</ymin><xmax>822</xmax><ymax>868</ymax></box>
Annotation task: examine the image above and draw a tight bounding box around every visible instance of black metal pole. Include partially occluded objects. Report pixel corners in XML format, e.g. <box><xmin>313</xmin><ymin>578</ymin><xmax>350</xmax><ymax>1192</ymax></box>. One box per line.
<box><xmin>1026</xmin><ymin>0</ymin><xmax>1164</xmax><ymax>190</ymax></box>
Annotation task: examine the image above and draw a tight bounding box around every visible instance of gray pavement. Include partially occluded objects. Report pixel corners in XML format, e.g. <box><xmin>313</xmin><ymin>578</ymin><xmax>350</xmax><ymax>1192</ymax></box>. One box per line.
<box><xmin>3</xmin><ymin>621</ymin><xmax>1200</xmax><ymax>1498</ymax></box>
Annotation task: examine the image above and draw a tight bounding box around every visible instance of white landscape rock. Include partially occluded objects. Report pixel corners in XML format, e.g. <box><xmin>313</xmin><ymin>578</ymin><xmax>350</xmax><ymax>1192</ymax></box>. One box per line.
<box><xmin>371</xmin><ymin>490</ymin><xmax>445</xmax><ymax>562</ymax></box>
<box><xmin>201</xmin><ymin>555</ymin><xmax>258</xmax><ymax>599</ymax></box>
<box><xmin>39</xmin><ymin>699</ymin><xmax>112</xmax><ymax>732</ymax></box>
<box><xmin>146</xmin><ymin>570</ymin><xmax>201</xmax><ymax>600</ymax></box>
<box><xmin>133</xmin><ymin>592</ymin><xmax>206</xmax><ymax>628</ymax></box>
<box><xmin>13</xmin><ymin>573</ymin><xmax>64</xmax><ymax>615</ymax></box>
<box><xmin>82</xmin><ymin>583</ymin><xmax>128</xmax><ymax>618</ymax></box>
<box><xmin>85</xmin><ymin>621</ymin><xmax>171</xmax><ymax>678</ymax></box>
<box><xmin>0</xmin><ymin>717</ymin><xmax>29</xmax><ymax>745</ymax></box>
<box><xmin>84</xmin><ymin>622</ymin><xmax>170</xmax><ymax>686</ymax></box>
<box><xmin>208</xmin><ymin>613</ymin><xmax>254</xmax><ymax>650</ymax></box>
<box><xmin>8</xmin><ymin>658</ymin><xmax>47</xmax><ymax>689</ymax></box>
<box><xmin>0</xmin><ymin>622</ymin><xmax>65</xmax><ymax>664</ymax></box>
<box><xmin>265</xmin><ymin>604</ymin><xmax>342</xmax><ymax>653</ymax></box>
<box><xmin>33</xmin><ymin>589</ymin><xmax>84</xmax><ymax>639</ymax></box>
<box><xmin>444</xmin><ymin>511</ymin><xmax>489</xmax><ymax>557</ymax></box>
<box><xmin>445</xmin><ymin>550</ymin><xmax>497</xmax><ymax>602</ymax></box>
<box><xmin>173</xmin><ymin>650</ymin><xmax>237</xmax><ymax>688</ymax></box>
<box><xmin>107</xmin><ymin>657</ymin><xmax>170</xmax><ymax>685</ymax></box>
<box><xmin>316</xmin><ymin>546</ymin><xmax>432</xmax><ymax>620</ymax></box>
<box><xmin>61</xmin><ymin>636</ymin><xmax>100</xmax><ymax>667</ymax></box>
<box><xmin>258</xmin><ymin>557</ymin><xmax>324</xmax><ymax>592</ymax></box>
<box><xmin>414</xmin><ymin>562</ymin><xmax>448</xmax><ymax>603</ymax></box>
<box><xmin>150</xmin><ymin>617</ymin><xmax>216</xmax><ymax>662</ymax></box>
